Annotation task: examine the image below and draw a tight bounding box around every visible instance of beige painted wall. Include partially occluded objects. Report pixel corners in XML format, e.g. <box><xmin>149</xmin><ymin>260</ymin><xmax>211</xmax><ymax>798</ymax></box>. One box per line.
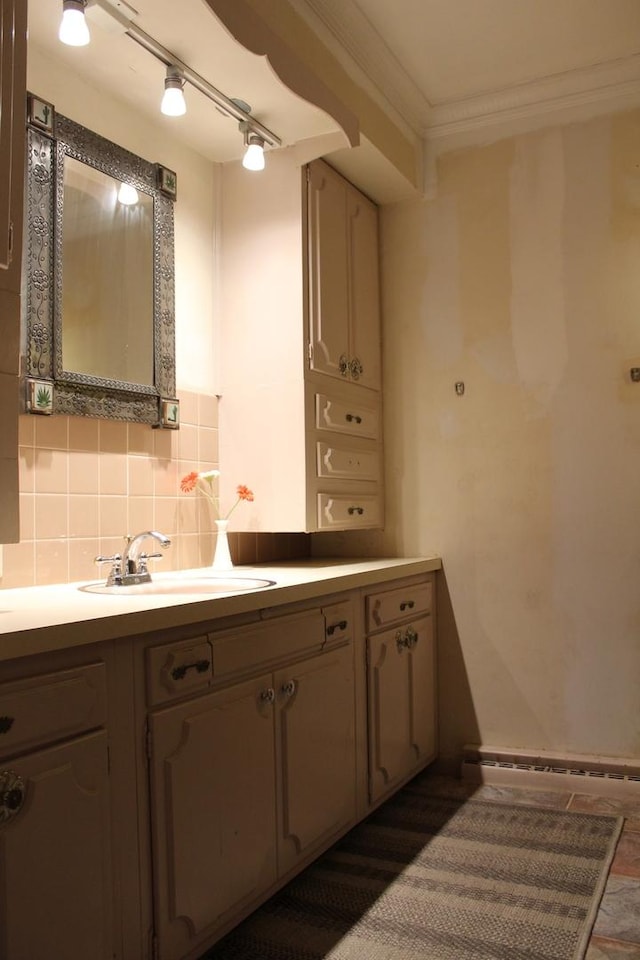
<box><xmin>376</xmin><ymin>108</ymin><xmax>640</xmax><ymax>765</ymax></box>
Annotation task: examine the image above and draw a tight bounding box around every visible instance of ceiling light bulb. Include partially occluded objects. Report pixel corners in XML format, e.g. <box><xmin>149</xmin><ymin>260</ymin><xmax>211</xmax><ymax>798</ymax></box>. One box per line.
<box><xmin>161</xmin><ymin>69</ymin><xmax>186</xmax><ymax>117</ymax></box>
<box><xmin>58</xmin><ymin>0</ymin><xmax>90</xmax><ymax>46</ymax></box>
<box><xmin>117</xmin><ymin>182</ymin><xmax>139</xmax><ymax>205</ymax></box>
<box><xmin>242</xmin><ymin>137</ymin><xmax>265</xmax><ymax>172</ymax></box>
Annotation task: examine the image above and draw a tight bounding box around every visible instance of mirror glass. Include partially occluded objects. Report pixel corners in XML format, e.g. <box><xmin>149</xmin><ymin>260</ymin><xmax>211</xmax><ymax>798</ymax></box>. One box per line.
<box><xmin>23</xmin><ymin>99</ymin><xmax>177</xmax><ymax>423</ymax></box>
<box><xmin>62</xmin><ymin>157</ymin><xmax>154</xmax><ymax>385</ymax></box>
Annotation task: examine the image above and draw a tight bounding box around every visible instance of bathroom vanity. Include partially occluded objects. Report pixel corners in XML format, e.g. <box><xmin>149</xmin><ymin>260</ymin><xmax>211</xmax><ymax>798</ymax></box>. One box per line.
<box><xmin>0</xmin><ymin>557</ymin><xmax>440</xmax><ymax>960</ymax></box>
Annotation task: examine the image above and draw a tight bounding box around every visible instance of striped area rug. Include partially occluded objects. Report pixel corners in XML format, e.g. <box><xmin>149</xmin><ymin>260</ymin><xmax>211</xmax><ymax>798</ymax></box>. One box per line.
<box><xmin>205</xmin><ymin>777</ymin><xmax>622</xmax><ymax>960</ymax></box>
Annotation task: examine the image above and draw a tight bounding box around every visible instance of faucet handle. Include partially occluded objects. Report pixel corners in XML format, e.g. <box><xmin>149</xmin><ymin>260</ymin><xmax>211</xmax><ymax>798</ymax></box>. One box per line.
<box><xmin>136</xmin><ymin>552</ymin><xmax>164</xmax><ymax>575</ymax></box>
<box><xmin>94</xmin><ymin>554</ymin><xmax>122</xmax><ymax>586</ymax></box>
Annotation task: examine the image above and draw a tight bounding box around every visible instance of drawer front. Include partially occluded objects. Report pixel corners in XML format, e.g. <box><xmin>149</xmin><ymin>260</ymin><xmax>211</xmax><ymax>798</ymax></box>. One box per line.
<box><xmin>317</xmin><ymin>493</ymin><xmax>382</xmax><ymax>530</ymax></box>
<box><xmin>322</xmin><ymin>599</ymin><xmax>354</xmax><ymax>646</ymax></box>
<box><xmin>0</xmin><ymin>662</ymin><xmax>107</xmax><ymax>759</ymax></box>
<box><xmin>366</xmin><ymin>580</ymin><xmax>433</xmax><ymax>632</ymax></box>
<box><xmin>147</xmin><ymin>636</ymin><xmax>214</xmax><ymax>707</ymax></box>
<box><xmin>315</xmin><ymin>393</ymin><xmax>379</xmax><ymax>440</ymax></box>
<box><xmin>316</xmin><ymin>441</ymin><xmax>380</xmax><ymax>482</ymax></box>
<box><xmin>212</xmin><ymin>610</ymin><xmax>325</xmax><ymax>679</ymax></box>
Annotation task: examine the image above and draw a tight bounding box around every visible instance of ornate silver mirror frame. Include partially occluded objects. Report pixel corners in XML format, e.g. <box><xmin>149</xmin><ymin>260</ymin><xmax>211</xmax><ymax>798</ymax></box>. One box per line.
<box><xmin>23</xmin><ymin>95</ymin><xmax>177</xmax><ymax>424</ymax></box>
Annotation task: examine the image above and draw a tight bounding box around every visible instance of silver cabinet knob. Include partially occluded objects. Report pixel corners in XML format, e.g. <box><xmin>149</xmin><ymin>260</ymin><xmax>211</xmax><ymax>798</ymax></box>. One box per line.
<box><xmin>0</xmin><ymin>771</ymin><xmax>25</xmax><ymax>823</ymax></box>
<box><xmin>339</xmin><ymin>354</ymin><xmax>349</xmax><ymax>377</ymax></box>
<box><xmin>281</xmin><ymin>679</ymin><xmax>297</xmax><ymax>698</ymax></box>
<box><xmin>260</xmin><ymin>687</ymin><xmax>275</xmax><ymax>704</ymax></box>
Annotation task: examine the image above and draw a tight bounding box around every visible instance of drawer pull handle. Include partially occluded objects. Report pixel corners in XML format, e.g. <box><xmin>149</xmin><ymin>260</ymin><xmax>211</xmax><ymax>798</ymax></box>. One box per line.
<box><xmin>171</xmin><ymin>659</ymin><xmax>211</xmax><ymax>681</ymax></box>
<box><xmin>399</xmin><ymin>600</ymin><xmax>415</xmax><ymax>611</ymax></box>
<box><xmin>0</xmin><ymin>716</ymin><xmax>14</xmax><ymax>735</ymax></box>
<box><xmin>327</xmin><ymin>619</ymin><xmax>348</xmax><ymax>636</ymax></box>
<box><xmin>281</xmin><ymin>679</ymin><xmax>297</xmax><ymax>698</ymax></box>
<box><xmin>260</xmin><ymin>687</ymin><xmax>275</xmax><ymax>704</ymax></box>
<box><xmin>0</xmin><ymin>771</ymin><xmax>25</xmax><ymax>823</ymax></box>
<box><xmin>345</xmin><ymin>413</ymin><xmax>362</xmax><ymax>424</ymax></box>
<box><xmin>348</xmin><ymin>506</ymin><xmax>364</xmax><ymax>516</ymax></box>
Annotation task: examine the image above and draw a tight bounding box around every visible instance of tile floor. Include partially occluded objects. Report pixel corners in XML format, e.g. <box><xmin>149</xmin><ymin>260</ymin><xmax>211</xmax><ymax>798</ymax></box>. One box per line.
<box><xmin>423</xmin><ymin>773</ymin><xmax>640</xmax><ymax>959</ymax></box>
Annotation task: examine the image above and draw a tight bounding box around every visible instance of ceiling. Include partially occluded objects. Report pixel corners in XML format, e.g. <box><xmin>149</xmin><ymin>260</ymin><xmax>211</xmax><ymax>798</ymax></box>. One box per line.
<box><xmin>28</xmin><ymin>0</ymin><xmax>640</xmax><ymax>165</ymax></box>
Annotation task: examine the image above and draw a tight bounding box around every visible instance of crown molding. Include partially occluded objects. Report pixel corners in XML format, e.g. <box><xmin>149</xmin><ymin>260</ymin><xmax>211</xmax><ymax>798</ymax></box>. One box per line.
<box><xmin>295</xmin><ymin>0</ymin><xmax>640</xmax><ymax>151</ymax></box>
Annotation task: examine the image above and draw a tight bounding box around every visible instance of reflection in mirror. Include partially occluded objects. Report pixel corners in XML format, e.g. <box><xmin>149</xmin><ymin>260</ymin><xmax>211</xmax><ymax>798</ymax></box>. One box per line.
<box><xmin>62</xmin><ymin>157</ymin><xmax>154</xmax><ymax>386</ymax></box>
<box><xmin>23</xmin><ymin>99</ymin><xmax>177</xmax><ymax>423</ymax></box>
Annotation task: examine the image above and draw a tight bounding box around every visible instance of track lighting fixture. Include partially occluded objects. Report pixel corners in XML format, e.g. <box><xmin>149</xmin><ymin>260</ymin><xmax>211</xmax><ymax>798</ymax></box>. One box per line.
<box><xmin>161</xmin><ymin>66</ymin><xmax>187</xmax><ymax>117</ymax></box>
<box><xmin>59</xmin><ymin>0</ymin><xmax>280</xmax><ymax>167</ymax></box>
<box><xmin>58</xmin><ymin>0</ymin><xmax>90</xmax><ymax>46</ymax></box>
<box><xmin>239</xmin><ymin>121</ymin><xmax>265</xmax><ymax>171</ymax></box>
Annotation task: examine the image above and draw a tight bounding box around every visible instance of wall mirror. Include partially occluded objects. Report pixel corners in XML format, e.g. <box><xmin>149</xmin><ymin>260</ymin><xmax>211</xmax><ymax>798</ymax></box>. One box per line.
<box><xmin>23</xmin><ymin>95</ymin><xmax>177</xmax><ymax>424</ymax></box>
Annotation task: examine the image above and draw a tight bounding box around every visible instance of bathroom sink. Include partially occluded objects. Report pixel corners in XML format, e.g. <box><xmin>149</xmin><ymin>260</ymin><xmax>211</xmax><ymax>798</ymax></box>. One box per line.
<box><xmin>79</xmin><ymin>576</ymin><xmax>276</xmax><ymax>597</ymax></box>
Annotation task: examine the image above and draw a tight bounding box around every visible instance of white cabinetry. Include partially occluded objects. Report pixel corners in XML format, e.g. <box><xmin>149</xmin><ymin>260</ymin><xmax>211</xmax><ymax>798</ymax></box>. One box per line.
<box><xmin>219</xmin><ymin>152</ymin><xmax>383</xmax><ymax>533</ymax></box>
<box><xmin>146</xmin><ymin>603</ymin><xmax>357</xmax><ymax>960</ymax></box>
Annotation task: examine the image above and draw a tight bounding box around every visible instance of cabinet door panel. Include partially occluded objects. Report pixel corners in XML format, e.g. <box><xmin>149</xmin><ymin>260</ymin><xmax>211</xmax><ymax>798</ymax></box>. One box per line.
<box><xmin>149</xmin><ymin>675</ymin><xmax>277</xmax><ymax>960</ymax></box>
<box><xmin>276</xmin><ymin>644</ymin><xmax>356</xmax><ymax>876</ymax></box>
<box><xmin>0</xmin><ymin>731</ymin><xmax>113</xmax><ymax>960</ymax></box>
<box><xmin>367</xmin><ymin>631</ymin><xmax>411</xmax><ymax>804</ymax></box>
<box><xmin>408</xmin><ymin>616</ymin><xmax>437</xmax><ymax>765</ymax></box>
<box><xmin>307</xmin><ymin>162</ymin><xmax>350</xmax><ymax>380</ymax></box>
<box><xmin>348</xmin><ymin>192</ymin><xmax>381</xmax><ymax>390</ymax></box>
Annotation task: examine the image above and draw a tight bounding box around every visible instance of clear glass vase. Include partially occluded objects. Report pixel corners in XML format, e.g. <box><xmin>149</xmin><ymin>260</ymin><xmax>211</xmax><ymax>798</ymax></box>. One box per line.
<box><xmin>212</xmin><ymin>518</ymin><xmax>233</xmax><ymax>571</ymax></box>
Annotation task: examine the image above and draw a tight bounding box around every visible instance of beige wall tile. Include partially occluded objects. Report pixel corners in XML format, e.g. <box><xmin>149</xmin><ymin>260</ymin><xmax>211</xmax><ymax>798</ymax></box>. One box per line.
<box><xmin>99</xmin><ymin>453</ymin><xmax>127</xmax><ymax>496</ymax></box>
<box><xmin>198</xmin><ymin>426</ymin><xmax>218</xmax><ymax>464</ymax></box>
<box><xmin>154</xmin><ymin>458</ymin><xmax>178</xmax><ymax>497</ymax></box>
<box><xmin>19</xmin><ymin>493</ymin><xmax>35</xmax><ymax>540</ymax></box>
<box><xmin>154</xmin><ymin>497</ymin><xmax>179</xmax><ymax>535</ymax></box>
<box><xmin>99</xmin><ymin>420</ymin><xmax>128</xmax><ymax>453</ymax></box>
<box><xmin>69</xmin><ymin>539</ymin><xmax>100</xmax><ymax>583</ymax></box>
<box><xmin>128</xmin><ymin>423</ymin><xmax>155</xmax><ymax>456</ymax></box>
<box><xmin>177</xmin><ymin>390</ymin><xmax>198</xmax><ymax>425</ymax></box>
<box><xmin>19</xmin><ymin>446</ymin><xmax>36</xmax><ymax>493</ymax></box>
<box><xmin>18</xmin><ymin>414</ymin><xmax>34</xmax><ymax>447</ymax></box>
<box><xmin>35</xmin><ymin>494</ymin><xmax>68</xmax><ymax>539</ymax></box>
<box><xmin>100</xmin><ymin>496</ymin><xmax>128</xmax><ymax>539</ymax></box>
<box><xmin>1</xmin><ymin>540</ymin><xmax>36</xmax><ymax>588</ymax></box>
<box><xmin>128</xmin><ymin>456</ymin><xmax>154</xmax><ymax>496</ymax></box>
<box><xmin>198</xmin><ymin>393</ymin><xmax>218</xmax><ymax>428</ymax></box>
<box><xmin>35</xmin><ymin>539</ymin><xmax>69</xmax><ymax>585</ymax></box>
<box><xmin>154</xmin><ymin>428</ymin><xmax>178</xmax><ymax>461</ymax></box>
<box><xmin>177</xmin><ymin>498</ymin><xmax>199</xmax><ymax>535</ymax></box>
<box><xmin>69</xmin><ymin>495</ymin><xmax>100</xmax><ymax>538</ymax></box>
<box><xmin>34</xmin><ymin>449</ymin><xmax>68</xmax><ymax>494</ymax></box>
<box><xmin>69</xmin><ymin>450</ymin><xmax>99</xmax><ymax>495</ymax></box>
<box><xmin>34</xmin><ymin>415</ymin><xmax>68</xmax><ymax>450</ymax></box>
<box><xmin>68</xmin><ymin>417</ymin><xmax>99</xmax><ymax>452</ymax></box>
<box><xmin>127</xmin><ymin>497</ymin><xmax>154</xmax><ymax>533</ymax></box>
<box><xmin>178</xmin><ymin>423</ymin><xmax>198</xmax><ymax>461</ymax></box>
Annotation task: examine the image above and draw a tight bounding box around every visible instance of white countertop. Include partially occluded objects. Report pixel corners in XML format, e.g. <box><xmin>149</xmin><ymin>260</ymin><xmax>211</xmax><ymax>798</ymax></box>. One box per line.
<box><xmin>0</xmin><ymin>556</ymin><xmax>441</xmax><ymax>662</ymax></box>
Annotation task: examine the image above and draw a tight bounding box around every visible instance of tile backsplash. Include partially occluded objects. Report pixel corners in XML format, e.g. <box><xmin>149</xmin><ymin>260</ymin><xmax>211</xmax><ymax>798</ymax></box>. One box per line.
<box><xmin>1</xmin><ymin>390</ymin><xmax>309</xmax><ymax>589</ymax></box>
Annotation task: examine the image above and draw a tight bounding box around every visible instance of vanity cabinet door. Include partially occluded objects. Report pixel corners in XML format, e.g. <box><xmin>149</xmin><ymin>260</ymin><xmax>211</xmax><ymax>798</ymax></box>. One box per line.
<box><xmin>275</xmin><ymin>643</ymin><xmax>357</xmax><ymax>877</ymax></box>
<box><xmin>307</xmin><ymin>159</ymin><xmax>381</xmax><ymax>391</ymax></box>
<box><xmin>0</xmin><ymin>731</ymin><xmax>113</xmax><ymax>960</ymax></box>
<box><xmin>367</xmin><ymin>614</ymin><xmax>436</xmax><ymax>804</ymax></box>
<box><xmin>148</xmin><ymin>673</ymin><xmax>278</xmax><ymax>960</ymax></box>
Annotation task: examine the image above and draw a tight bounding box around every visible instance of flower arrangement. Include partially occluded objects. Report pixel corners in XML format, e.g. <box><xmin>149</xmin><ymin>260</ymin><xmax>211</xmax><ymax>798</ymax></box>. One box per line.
<box><xmin>180</xmin><ymin>469</ymin><xmax>254</xmax><ymax>520</ymax></box>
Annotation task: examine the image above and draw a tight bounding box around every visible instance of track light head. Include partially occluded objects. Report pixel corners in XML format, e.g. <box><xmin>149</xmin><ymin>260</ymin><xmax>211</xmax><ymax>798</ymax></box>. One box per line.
<box><xmin>161</xmin><ymin>66</ymin><xmax>186</xmax><ymax>117</ymax></box>
<box><xmin>59</xmin><ymin>0</ymin><xmax>90</xmax><ymax>46</ymax></box>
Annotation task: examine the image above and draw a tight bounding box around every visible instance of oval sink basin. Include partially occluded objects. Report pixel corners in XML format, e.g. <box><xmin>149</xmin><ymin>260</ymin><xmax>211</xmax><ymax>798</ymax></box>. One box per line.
<box><xmin>79</xmin><ymin>576</ymin><xmax>276</xmax><ymax>597</ymax></box>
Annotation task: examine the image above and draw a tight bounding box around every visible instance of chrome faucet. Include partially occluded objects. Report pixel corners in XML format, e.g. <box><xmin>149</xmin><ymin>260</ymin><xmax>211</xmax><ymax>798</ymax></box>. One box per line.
<box><xmin>95</xmin><ymin>530</ymin><xmax>171</xmax><ymax>586</ymax></box>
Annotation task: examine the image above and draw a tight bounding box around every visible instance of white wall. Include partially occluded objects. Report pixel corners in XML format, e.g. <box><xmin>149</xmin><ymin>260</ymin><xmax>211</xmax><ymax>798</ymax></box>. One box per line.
<box><xmin>378</xmin><ymin>110</ymin><xmax>640</xmax><ymax>765</ymax></box>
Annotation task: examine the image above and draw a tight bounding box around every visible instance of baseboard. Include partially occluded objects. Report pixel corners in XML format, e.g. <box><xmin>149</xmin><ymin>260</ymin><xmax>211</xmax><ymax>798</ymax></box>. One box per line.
<box><xmin>462</xmin><ymin>744</ymin><xmax>640</xmax><ymax>799</ymax></box>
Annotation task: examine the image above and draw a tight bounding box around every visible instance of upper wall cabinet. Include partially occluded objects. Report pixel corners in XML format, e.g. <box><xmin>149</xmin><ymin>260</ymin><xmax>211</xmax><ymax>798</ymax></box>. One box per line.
<box><xmin>219</xmin><ymin>152</ymin><xmax>383</xmax><ymax>534</ymax></box>
<box><xmin>307</xmin><ymin>160</ymin><xmax>381</xmax><ymax>392</ymax></box>
<box><xmin>0</xmin><ymin>0</ymin><xmax>27</xmax><ymax>545</ymax></box>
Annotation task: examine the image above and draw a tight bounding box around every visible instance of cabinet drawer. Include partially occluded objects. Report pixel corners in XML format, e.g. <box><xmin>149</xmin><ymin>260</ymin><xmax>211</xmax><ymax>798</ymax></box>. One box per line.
<box><xmin>366</xmin><ymin>580</ymin><xmax>433</xmax><ymax>632</ymax></box>
<box><xmin>322</xmin><ymin>599</ymin><xmax>353</xmax><ymax>645</ymax></box>
<box><xmin>316</xmin><ymin>440</ymin><xmax>380</xmax><ymax>482</ymax></box>
<box><xmin>147</xmin><ymin>636</ymin><xmax>214</xmax><ymax>707</ymax></box>
<box><xmin>317</xmin><ymin>493</ymin><xmax>381</xmax><ymax>530</ymax></box>
<box><xmin>0</xmin><ymin>662</ymin><xmax>107</xmax><ymax>758</ymax></box>
<box><xmin>212</xmin><ymin>610</ymin><xmax>325</xmax><ymax>680</ymax></box>
<box><xmin>315</xmin><ymin>393</ymin><xmax>379</xmax><ymax>440</ymax></box>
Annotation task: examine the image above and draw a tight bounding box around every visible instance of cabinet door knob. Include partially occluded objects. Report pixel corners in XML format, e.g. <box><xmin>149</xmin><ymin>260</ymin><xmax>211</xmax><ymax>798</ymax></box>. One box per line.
<box><xmin>349</xmin><ymin>357</ymin><xmax>363</xmax><ymax>380</ymax></box>
<box><xmin>281</xmin><ymin>679</ymin><xmax>297</xmax><ymax>698</ymax></box>
<box><xmin>395</xmin><ymin>630</ymin><xmax>407</xmax><ymax>652</ymax></box>
<box><xmin>0</xmin><ymin>771</ymin><xmax>26</xmax><ymax>823</ymax></box>
<box><xmin>260</xmin><ymin>687</ymin><xmax>275</xmax><ymax>704</ymax></box>
<box><xmin>405</xmin><ymin>627</ymin><xmax>418</xmax><ymax>649</ymax></box>
<box><xmin>0</xmin><ymin>716</ymin><xmax>15</xmax><ymax>735</ymax></box>
<box><xmin>339</xmin><ymin>354</ymin><xmax>349</xmax><ymax>377</ymax></box>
